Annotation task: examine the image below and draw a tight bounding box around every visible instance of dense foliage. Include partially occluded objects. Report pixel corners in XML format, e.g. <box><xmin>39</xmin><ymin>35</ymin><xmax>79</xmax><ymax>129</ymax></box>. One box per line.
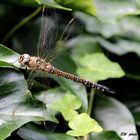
<box><xmin>0</xmin><ymin>0</ymin><xmax>140</xmax><ymax>140</ymax></box>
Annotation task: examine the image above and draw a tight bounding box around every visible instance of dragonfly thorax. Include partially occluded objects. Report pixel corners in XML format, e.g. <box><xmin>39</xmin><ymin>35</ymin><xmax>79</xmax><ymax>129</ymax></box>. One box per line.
<box><xmin>18</xmin><ymin>54</ymin><xmax>50</xmax><ymax>71</ymax></box>
<box><xmin>18</xmin><ymin>54</ymin><xmax>30</xmax><ymax>67</ymax></box>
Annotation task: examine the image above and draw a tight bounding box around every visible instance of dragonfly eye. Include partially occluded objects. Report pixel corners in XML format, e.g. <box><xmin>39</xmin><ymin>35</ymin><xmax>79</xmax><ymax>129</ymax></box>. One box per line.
<box><xmin>18</xmin><ymin>54</ymin><xmax>30</xmax><ymax>67</ymax></box>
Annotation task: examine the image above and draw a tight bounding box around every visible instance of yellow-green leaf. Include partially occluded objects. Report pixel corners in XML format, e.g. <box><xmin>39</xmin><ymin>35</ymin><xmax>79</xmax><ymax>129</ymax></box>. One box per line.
<box><xmin>56</xmin><ymin>0</ymin><xmax>96</xmax><ymax>16</ymax></box>
<box><xmin>51</xmin><ymin>94</ymin><xmax>81</xmax><ymax>121</ymax></box>
<box><xmin>77</xmin><ymin>53</ymin><xmax>125</xmax><ymax>82</ymax></box>
<box><xmin>66</xmin><ymin>113</ymin><xmax>103</xmax><ymax>136</ymax></box>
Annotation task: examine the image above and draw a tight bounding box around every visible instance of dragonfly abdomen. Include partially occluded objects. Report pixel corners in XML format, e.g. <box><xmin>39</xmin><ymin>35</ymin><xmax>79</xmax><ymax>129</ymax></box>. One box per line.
<box><xmin>46</xmin><ymin>65</ymin><xmax>115</xmax><ymax>93</ymax></box>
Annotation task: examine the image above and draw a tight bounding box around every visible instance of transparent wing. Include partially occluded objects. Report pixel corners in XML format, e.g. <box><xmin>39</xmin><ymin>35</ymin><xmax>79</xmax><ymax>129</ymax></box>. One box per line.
<box><xmin>45</xmin><ymin>18</ymin><xmax>74</xmax><ymax>62</ymax></box>
<box><xmin>37</xmin><ymin>8</ymin><xmax>58</xmax><ymax>60</ymax></box>
<box><xmin>38</xmin><ymin>7</ymin><xmax>83</xmax><ymax>62</ymax></box>
<box><xmin>46</xmin><ymin>17</ymin><xmax>83</xmax><ymax>63</ymax></box>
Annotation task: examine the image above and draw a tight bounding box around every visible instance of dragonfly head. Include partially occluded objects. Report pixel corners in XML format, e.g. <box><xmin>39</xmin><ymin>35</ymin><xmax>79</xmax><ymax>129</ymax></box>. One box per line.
<box><xmin>18</xmin><ymin>54</ymin><xmax>30</xmax><ymax>67</ymax></box>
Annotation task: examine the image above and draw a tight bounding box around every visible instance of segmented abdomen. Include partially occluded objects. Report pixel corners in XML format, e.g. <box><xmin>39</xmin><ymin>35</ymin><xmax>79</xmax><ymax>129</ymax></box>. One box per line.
<box><xmin>46</xmin><ymin>65</ymin><xmax>115</xmax><ymax>93</ymax></box>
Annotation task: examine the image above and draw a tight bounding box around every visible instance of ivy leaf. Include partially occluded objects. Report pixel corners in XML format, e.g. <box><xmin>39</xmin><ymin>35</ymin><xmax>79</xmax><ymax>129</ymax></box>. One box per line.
<box><xmin>36</xmin><ymin>0</ymin><xmax>72</xmax><ymax>10</ymax></box>
<box><xmin>8</xmin><ymin>0</ymin><xmax>38</xmax><ymax>6</ymax></box>
<box><xmin>0</xmin><ymin>44</ymin><xmax>20</xmax><ymax>68</ymax></box>
<box><xmin>61</xmin><ymin>109</ymin><xmax>78</xmax><ymax>121</ymax></box>
<box><xmin>48</xmin><ymin>93</ymin><xmax>103</xmax><ymax>136</ymax></box>
<box><xmin>90</xmin><ymin>131</ymin><xmax>122</xmax><ymax>140</ymax></box>
<box><xmin>74</xmin><ymin>12</ymin><xmax>121</xmax><ymax>38</ymax></box>
<box><xmin>66</xmin><ymin>36</ymin><xmax>125</xmax><ymax>81</ymax></box>
<box><xmin>9</xmin><ymin>0</ymin><xmax>71</xmax><ymax>10</ymax></box>
<box><xmin>94</xmin><ymin>0</ymin><xmax>140</xmax><ymax>23</ymax></box>
<box><xmin>0</xmin><ymin>61</ymin><xmax>17</xmax><ymax>68</ymax></box>
<box><xmin>66</xmin><ymin>35</ymin><xmax>102</xmax><ymax>63</ymax></box>
<box><xmin>55</xmin><ymin>0</ymin><xmax>96</xmax><ymax>16</ymax></box>
<box><xmin>35</xmin><ymin>88</ymin><xmax>65</xmax><ymax>109</ymax></box>
<box><xmin>75</xmin><ymin>13</ymin><xmax>140</xmax><ymax>40</ymax></box>
<box><xmin>17</xmin><ymin>124</ymin><xmax>77</xmax><ymax>140</ymax></box>
<box><xmin>77</xmin><ymin>53</ymin><xmax>125</xmax><ymax>82</ymax></box>
<box><xmin>93</xmin><ymin>95</ymin><xmax>138</xmax><ymax>140</ymax></box>
<box><xmin>66</xmin><ymin>113</ymin><xmax>103</xmax><ymax>136</ymax></box>
<box><xmin>70</xmin><ymin>0</ymin><xmax>140</xmax><ymax>23</ymax></box>
<box><xmin>0</xmin><ymin>68</ymin><xmax>57</xmax><ymax>140</ymax></box>
<box><xmin>97</xmin><ymin>37</ymin><xmax>140</xmax><ymax>57</ymax></box>
<box><xmin>51</xmin><ymin>94</ymin><xmax>81</xmax><ymax>121</ymax></box>
<box><xmin>51</xmin><ymin>93</ymin><xmax>81</xmax><ymax>111</ymax></box>
<box><xmin>51</xmin><ymin>76</ymin><xmax>88</xmax><ymax>112</ymax></box>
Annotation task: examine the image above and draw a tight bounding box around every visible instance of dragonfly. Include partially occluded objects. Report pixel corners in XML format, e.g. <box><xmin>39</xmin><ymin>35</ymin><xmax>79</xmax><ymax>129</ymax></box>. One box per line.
<box><xmin>18</xmin><ymin>7</ymin><xmax>115</xmax><ymax>94</ymax></box>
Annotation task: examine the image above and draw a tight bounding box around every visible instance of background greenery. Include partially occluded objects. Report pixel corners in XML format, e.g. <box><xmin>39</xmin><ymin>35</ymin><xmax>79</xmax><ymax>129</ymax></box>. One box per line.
<box><xmin>0</xmin><ymin>0</ymin><xmax>140</xmax><ymax>140</ymax></box>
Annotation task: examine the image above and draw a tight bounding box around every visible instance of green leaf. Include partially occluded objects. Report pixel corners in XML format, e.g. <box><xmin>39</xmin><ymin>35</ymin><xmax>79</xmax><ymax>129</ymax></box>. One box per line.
<box><xmin>17</xmin><ymin>124</ymin><xmax>77</xmax><ymax>140</ymax></box>
<box><xmin>51</xmin><ymin>76</ymin><xmax>88</xmax><ymax>112</ymax></box>
<box><xmin>119</xmin><ymin>16</ymin><xmax>140</xmax><ymax>41</ymax></box>
<box><xmin>51</xmin><ymin>49</ymin><xmax>77</xmax><ymax>74</ymax></box>
<box><xmin>51</xmin><ymin>93</ymin><xmax>81</xmax><ymax>111</ymax></box>
<box><xmin>56</xmin><ymin>0</ymin><xmax>96</xmax><ymax>16</ymax></box>
<box><xmin>8</xmin><ymin>0</ymin><xmax>38</xmax><ymax>6</ymax></box>
<box><xmin>125</xmin><ymin>99</ymin><xmax>140</xmax><ymax>126</ymax></box>
<box><xmin>51</xmin><ymin>48</ymin><xmax>88</xmax><ymax>111</ymax></box>
<box><xmin>35</xmin><ymin>88</ymin><xmax>65</xmax><ymax>109</ymax></box>
<box><xmin>75</xmin><ymin>13</ymin><xmax>140</xmax><ymax>40</ymax></box>
<box><xmin>94</xmin><ymin>0</ymin><xmax>140</xmax><ymax>23</ymax></box>
<box><xmin>51</xmin><ymin>94</ymin><xmax>81</xmax><ymax>121</ymax></box>
<box><xmin>90</xmin><ymin>131</ymin><xmax>122</xmax><ymax>140</ymax></box>
<box><xmin>36</xmin><ymin>89</ymin><xmax>80</xmax><ymax>121</ymax></box>
<box><xmin>9</xmin><ymin>0</ymin><xmax>71</xmax><ymax>10</ymax></box>
<box><xmin>0</xmin><ymin>44</ymin><xmax>20</xmax><ymax>67</ymax></box>
<box><xmin>37</xmin><ymin>0</ymin><xmax>72</xmax><ymax>10</ymax></box>
<box><xmin>66</xmin><ymin>35</ymin><xmax>102</xmax><ymax>63</ymax></box>
<box><xmin>133</xmin><ymin>112</ymin><xmax>140</xmax><ymax>126</ymax></box>
<box><xmin>77</xmin><ymin>53</ymin><xmax>125</xmax><ymax>82</ymax></box>
<box><xmin>74</xmin><ymin>12</ymin><xmax>121</xmax><ymax>38</ymax></box>
<box><xmin>51</xmin><ymin>48</ymin><xmax>88</xmax><ymax>112</ymax></box>
<box><xmin>66</xmin><ymin>113</ymin><xmax>103</xmax><ymax>136</ymax></box>
<box><xmin>61</xmin><ymin>109</ymin><xmax>78</xmax><ymax>121</ymax></box>
<box><xmin>0</xmin><ymin>61</ymin><xmax>18</xmax><ymax>69</ymax></box>
<box><xmin>0</xmin><ymin>68</ymin><xmax>56</xmax><ymax>140</ymax></box>
<box><xmin>97</xmin><ymin>37</ymin><xmax>140</xmax><ymax>57</ymax></box>
<box><xmin>93</xmin><ymin>95</ymin><xmax>138</xmax><ymax>140</ymax></box>
<box><xmin>66</xmin><ymin>36</ymin><xmax>125</xmax><ymax>81</ymax></box>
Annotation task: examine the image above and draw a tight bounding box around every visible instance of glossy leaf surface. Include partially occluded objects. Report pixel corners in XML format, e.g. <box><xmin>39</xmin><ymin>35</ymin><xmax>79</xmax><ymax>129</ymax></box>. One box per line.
<box><xmin>0</xmin><ymin>68</ymin><xmax>56</xmax><ymax>140</ymax></box>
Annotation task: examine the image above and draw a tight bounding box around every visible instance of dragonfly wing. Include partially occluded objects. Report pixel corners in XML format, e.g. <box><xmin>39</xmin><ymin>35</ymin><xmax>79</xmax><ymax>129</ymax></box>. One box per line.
<box><xmin>46</xmin><ymin>17</ymin><xmax>83</xmax><ymax>63</ymax></box>
<box><xmin>38</xmin><ymin>8</ymin><xmax>83</xmax><ymax>63</ymax></box>
<box><xmin>37</xmin><ymin>9</ymin><xmax>58</xmax><ymax>60</ymax></box>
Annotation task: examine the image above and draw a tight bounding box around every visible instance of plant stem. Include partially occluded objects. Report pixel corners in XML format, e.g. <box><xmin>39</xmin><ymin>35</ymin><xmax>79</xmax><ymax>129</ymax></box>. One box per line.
<box><xmin>83</xmin><ymin>135</ymin><xmax>88</xmax><ymax>140</ymax></box>
<box><xmin>126</xmin><ymin>73</ymin><xmax>140</xmax><ymax>80</ymax></box>
<box><xmin>2</xmin><ymin>7</ymin><xmax>42</xmax><ymax>43</ymax></box>
<box><xmin>87</xmin><ymin>89</ymin><xmax>95</xmax><ymax>116</ymax></box>
<box><xmin>83</xmin><ymin>89</ymin><xmax>95</xmax><ymax>140</ymax></box>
